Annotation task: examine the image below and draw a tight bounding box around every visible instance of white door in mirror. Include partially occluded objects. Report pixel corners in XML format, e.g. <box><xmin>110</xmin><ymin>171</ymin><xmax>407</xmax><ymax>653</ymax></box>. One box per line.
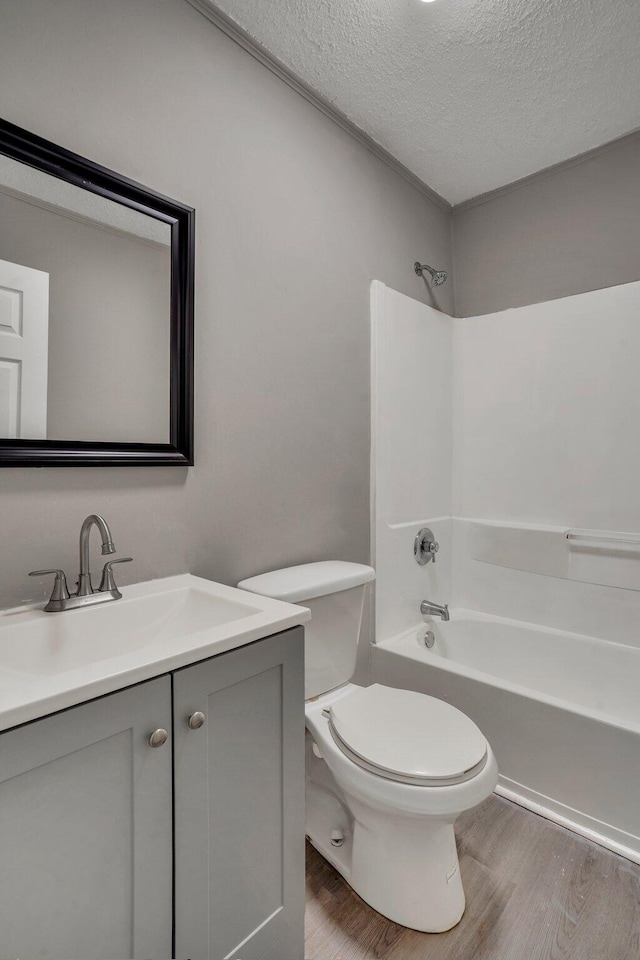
<box><xmin>0</xmin><ymin>258</ymin><xmax>49</xmax><ymax>438</ymax></box>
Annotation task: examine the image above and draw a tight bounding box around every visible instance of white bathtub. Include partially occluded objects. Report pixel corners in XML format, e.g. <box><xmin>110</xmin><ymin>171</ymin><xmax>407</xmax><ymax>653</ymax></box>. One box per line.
<box><xmin>372</xmin><ymin>610</ymin><xmax>640</xmax><ymax>863</ymax></box>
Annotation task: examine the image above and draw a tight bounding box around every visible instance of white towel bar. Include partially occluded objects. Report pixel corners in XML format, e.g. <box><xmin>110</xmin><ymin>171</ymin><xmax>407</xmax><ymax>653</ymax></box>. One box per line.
<box><xmin>566</xmin><ymin>529</ymin><xmax>640</xmax><ymax>546</ymax></box>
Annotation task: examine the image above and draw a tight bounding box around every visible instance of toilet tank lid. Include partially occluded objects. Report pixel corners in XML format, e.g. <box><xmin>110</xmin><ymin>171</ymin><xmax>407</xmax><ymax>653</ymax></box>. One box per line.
<box><xmin>237</xmin><ymin>561</ymin><xmax>375</xmax><ymax>602</ymax></box>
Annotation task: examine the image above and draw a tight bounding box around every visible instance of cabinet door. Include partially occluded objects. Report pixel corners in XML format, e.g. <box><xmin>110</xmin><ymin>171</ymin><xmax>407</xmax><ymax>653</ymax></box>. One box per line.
<box><xmin>0</xmin><ymin>677</ymin><xmax>173</xmax><ymax>960</ymax></box>
<box><xmin>174</xmin><ymin>627</ymin><xmax>305</xmax><ymax>960</ymax></box>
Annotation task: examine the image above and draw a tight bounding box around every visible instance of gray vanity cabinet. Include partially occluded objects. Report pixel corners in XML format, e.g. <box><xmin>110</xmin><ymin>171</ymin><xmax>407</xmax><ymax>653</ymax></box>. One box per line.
<box><xmin>173</xmin><ymin>627</ymin><xmax>305</xmax><ymax>960</ymax></box>
<box><xmin>0</xmin><ymin>677</ymin><xmax>174</xmax><ymax>960</ymax></box>
<box><xmin>0</xmin><ymin>626</ymin><xmax>304</xmax><ymax>960</ymax></box>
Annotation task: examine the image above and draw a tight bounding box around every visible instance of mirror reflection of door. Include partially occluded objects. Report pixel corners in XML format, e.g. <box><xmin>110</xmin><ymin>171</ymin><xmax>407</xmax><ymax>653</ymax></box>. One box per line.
<box><xmin>0</xmin><ymin>257</ymin><xmax>49</xmax><ymax>438</ymax></box>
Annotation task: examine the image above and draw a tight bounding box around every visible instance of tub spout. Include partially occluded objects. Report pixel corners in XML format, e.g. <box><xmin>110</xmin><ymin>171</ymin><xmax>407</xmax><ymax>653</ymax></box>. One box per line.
<box><xmin>420</xmin><ymin>600</ymin><xmax>450</xmax><ymax>621</ymax></box>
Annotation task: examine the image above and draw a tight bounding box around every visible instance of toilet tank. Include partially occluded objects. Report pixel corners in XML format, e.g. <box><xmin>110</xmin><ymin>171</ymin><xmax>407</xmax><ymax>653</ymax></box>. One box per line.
<box><xmin>237</xmin><ymin>561</ymin><xmax>375</xmax><ymax>699</ymax></box>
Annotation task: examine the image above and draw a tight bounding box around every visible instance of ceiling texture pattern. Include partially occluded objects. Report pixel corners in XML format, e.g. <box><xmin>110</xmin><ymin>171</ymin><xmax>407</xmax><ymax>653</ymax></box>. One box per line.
<box><xmin>201</xmin><ymin>0</ymin><xmax>640</xmax><ymax>205</ymax></box>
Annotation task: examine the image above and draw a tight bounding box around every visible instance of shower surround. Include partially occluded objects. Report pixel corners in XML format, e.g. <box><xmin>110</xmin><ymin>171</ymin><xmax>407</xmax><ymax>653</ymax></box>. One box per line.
<box><xmin>370</xmin><ymin>279</ymin><xmax>640</xmax><ymax>861</ymax></box>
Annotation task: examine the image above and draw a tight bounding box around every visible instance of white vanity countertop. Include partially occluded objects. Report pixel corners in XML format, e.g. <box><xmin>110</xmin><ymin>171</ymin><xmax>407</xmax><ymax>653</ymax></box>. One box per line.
<box><xmin>0</xmin><ymin>574</ymin><xmax>310</xmax><ymax>732</ymax></box>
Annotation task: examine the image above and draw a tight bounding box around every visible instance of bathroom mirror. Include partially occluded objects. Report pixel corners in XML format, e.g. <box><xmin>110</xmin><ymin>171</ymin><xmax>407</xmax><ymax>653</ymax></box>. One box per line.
<box><xmin>0</xmin><ymin>118</ymin><xmax>194</xmax><ymax>466</ymax></box>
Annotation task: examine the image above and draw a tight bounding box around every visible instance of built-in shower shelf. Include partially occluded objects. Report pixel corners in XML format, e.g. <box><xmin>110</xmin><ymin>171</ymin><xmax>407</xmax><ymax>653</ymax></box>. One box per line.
<box><xmin>466</xmin><ymin>519</ymin><xmax>640</xmax><ymax>592</ymax></box>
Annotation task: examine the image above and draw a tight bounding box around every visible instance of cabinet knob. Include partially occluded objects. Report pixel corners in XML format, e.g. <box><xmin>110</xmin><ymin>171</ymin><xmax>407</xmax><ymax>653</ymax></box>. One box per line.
<box><xmin>149</xmin><ymin>727</ymin><xmax>169</xmax><ymax>748</ymax></box>
<box><xmin>188</xmin><ymin>711</ymin><xmax>206</xmax><ymax>730</ymax></box>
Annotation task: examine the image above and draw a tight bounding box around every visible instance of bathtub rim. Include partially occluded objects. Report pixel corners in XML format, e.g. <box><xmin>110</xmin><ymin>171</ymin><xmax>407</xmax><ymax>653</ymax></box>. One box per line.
<box><xmin>375</xmin><ymin>607</ymin><xmax>640</xmax><ymax>737</ymax></box>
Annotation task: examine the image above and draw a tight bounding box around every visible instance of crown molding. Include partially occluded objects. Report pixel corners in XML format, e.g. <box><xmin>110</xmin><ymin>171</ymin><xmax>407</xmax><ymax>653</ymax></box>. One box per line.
<box><xmin>184</xmin><ymin>0</ymin><xmax>451</xmax><ymax>212</ymax></box>
<box><xmin>453</xmin><ymin>126</ymin><xmax>640</xmax><ymax>214</ymax></box>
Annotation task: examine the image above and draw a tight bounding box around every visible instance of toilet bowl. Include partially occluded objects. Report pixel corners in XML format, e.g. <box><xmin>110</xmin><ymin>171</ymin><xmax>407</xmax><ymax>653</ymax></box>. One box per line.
<box><xmin>238</xmin><ymin>561</ymin><xmax>498</xmax><ymax>932</ymax></box>
<box><xmin>305</xmin><ymin>683</ymin><xmax>497</xmax><ymax>931</ymax></box>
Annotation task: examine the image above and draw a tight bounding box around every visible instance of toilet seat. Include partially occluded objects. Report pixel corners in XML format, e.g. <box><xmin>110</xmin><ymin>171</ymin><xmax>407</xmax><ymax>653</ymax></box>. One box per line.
<box><xmin>328</xmin><ymin>684</ymin><xmax>488</xmax><ymax>786</ymax></box>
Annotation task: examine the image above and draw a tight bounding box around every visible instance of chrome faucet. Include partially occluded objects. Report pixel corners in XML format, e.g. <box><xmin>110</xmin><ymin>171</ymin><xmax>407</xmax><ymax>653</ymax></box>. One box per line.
<box><xmin>420</xmin><ymin>600</ymin><xmax>450</xmax><ymax>621</ymax></box>
<box><xmin>78</xmin><ymin>514</ymin><xmax>116</xmax><ymax>596</ymax></box>
<box><xmin>29</xmin><ymin>514</ymin><xmax>132</xmax><ymax>612</ymax></box>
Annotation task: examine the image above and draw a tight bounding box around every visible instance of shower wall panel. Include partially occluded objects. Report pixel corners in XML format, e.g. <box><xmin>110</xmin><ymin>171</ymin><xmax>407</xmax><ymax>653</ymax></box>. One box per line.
<box><xmin>371</xmin><ymin>281</ymin><xmax>453</xmax><ymax>643</ymax></box>
<box><xmin>451</xmin><ymin>278</ymin><xmax>640</xmax><ymax>647</ymax></box>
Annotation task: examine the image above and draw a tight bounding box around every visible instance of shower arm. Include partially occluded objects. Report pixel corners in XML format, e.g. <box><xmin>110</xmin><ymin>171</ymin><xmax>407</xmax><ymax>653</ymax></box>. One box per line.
<box><xmin>414</xmin><ymin>262</ymin><xmax>435</xmax><ymax>279</ymax></box>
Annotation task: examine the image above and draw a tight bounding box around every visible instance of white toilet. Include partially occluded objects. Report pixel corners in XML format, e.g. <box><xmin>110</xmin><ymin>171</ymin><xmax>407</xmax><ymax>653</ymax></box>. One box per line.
<box><xmin>238</xmin><ymin>560</ymin><xmax>498</xmax><ymax>933</ymax></box>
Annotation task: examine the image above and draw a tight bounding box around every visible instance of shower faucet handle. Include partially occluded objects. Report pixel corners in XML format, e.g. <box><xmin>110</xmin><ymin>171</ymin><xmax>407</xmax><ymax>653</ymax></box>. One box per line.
<box><xmin>414</xmin><ymin>527</ymin><xmax>439</xmax><ymax>565</ymax></box>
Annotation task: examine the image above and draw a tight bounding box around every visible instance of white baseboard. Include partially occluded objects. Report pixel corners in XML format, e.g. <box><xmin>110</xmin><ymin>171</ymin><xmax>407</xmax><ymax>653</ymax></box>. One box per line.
<box><xmin>496</xmin><ymin>775</ymin><xmax>640</xmax><ymax>865</ymax></box>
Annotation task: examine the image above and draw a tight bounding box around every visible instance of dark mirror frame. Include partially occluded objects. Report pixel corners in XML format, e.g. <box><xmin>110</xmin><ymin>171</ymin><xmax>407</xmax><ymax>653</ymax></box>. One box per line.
<box><xmin>0</xmin><ymin>118</ymin><xmax>194</xmax><ymax>466</ymax></box>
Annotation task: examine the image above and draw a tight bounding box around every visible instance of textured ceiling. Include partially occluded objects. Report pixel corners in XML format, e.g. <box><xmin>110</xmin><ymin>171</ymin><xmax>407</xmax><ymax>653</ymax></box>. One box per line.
<box><xmin>203</xmin><ymin>0</ymin><xmax>640</xmax><ymax>205</ymax></box>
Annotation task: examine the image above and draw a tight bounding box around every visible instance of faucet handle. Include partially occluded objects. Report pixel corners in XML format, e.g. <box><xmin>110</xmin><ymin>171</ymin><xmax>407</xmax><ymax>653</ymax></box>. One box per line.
<box><xmin>99</xmin><ymin>558</ymin><xmax>133</xmax><ymax>596</ymax></box>
<box><xmin>29</xmin><ymin>569</ymin><xmax>71</xmax><ymax>603</ymax></box>
<box><xmin>414</xmin><ymin>527</ymin><xmax>439</xmax><ymax>565</ymax></box>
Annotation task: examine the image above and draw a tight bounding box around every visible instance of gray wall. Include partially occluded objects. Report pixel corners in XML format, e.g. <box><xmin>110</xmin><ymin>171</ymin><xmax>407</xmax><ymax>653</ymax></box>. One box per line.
<box><xmin>0</xmin><ymin>0</ymin><xmax>451</xmax><ymax>609</ymax></box>
<box><xmin>452</xmin><ymin>133</ymin><xmax>640</xmax><ymax>317</ymax></box>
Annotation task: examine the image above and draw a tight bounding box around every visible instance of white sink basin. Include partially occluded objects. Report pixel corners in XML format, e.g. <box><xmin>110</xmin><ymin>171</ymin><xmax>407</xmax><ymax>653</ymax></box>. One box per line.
<box><xmin>0</xmin><ymin>574</ymin><xmax>310</xmax><ymax>730</ymax></box>
<box><xmin>0</xmin><ymin>586</ymin><xmax>261</xmax><ymax>676</ymax></box>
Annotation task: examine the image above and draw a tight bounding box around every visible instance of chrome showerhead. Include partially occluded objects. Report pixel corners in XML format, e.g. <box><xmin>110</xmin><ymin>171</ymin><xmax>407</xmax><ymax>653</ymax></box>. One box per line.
<box><xmin>414</xmin><ymin>261</ymin><xmax>448</xmax><ymax>286</ymax></box>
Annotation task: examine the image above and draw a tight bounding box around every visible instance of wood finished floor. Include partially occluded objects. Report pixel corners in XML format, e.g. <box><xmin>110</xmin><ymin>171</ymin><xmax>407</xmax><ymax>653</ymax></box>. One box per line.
<box><xmin>305</xmin><ymin>795</ymin><xmax>640</xmax><ymax>960</ymax></box>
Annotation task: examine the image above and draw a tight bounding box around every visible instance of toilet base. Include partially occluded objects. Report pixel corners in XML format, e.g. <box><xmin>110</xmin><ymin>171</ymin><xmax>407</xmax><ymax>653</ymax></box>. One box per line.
<box><xmin>349</xmin><ymin>798</ymin><xmax>465</xmax><ymax>932</ymax></box>
<box><xmin>306</xmin><ymin>799</ymin><xmax>465</xmax><ymax>933</ymax></box>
